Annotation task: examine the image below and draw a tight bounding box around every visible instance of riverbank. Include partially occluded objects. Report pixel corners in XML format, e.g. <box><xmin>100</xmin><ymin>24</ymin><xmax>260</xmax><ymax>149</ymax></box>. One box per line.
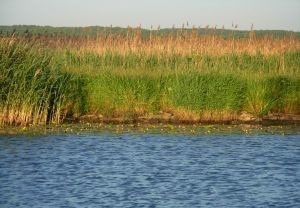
<box><xmin>78</xmin><ymin>112</ymin><xmax>300</xmax><ymax>125</ymax></box>
<box><xmin>1</xmin><ymin>121</ymin><xmax>299</xmax><ymax>137</ymax></box>
<box><xmin>0</xmin><ymin>33</ymin><xmax>299</xmax><ymax>126</ymax></box>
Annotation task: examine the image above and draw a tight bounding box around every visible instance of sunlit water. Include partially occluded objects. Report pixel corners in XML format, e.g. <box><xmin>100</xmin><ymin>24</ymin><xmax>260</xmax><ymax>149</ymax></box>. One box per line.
<box><xmin>0</xmin><ymin>130</ymin><xmax>299</xmax><ymax>207</ymax></box>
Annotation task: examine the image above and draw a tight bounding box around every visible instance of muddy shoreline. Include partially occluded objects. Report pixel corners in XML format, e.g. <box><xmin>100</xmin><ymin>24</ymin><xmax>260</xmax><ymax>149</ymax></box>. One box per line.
<box><xmin>76</xmin><ymin>112</ymin><xmax>300</xmax><ymax>125</ymax></box>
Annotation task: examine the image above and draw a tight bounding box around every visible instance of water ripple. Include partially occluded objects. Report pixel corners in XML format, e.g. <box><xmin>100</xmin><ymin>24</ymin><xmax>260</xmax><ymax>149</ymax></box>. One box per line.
<box><xmin>0</xmin><ymin>134</ymin><xmax>299</xmax><ymax>207</ymax></box>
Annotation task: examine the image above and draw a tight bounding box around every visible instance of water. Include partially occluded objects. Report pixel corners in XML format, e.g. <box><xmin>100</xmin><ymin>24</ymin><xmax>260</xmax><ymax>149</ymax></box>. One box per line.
<box><xmin>0</xmin><ymin>131</ymin><xmax>299</xmax><ymax>207</ymax></box>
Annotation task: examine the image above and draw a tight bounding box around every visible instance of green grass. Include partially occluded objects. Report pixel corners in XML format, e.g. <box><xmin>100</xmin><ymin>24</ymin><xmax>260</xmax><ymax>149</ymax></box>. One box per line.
<box><xmin>86</xmin><ymin>71</ymin><xmax>299</xmax><ymax>120</ymax></box>
<box><xmin>244</xmin><ymin>76</ymin><xmax>300</xmax><ymax>116</ymax></box>
<box><xmin>58</xmin><ymin>50</ymin><xmax>300</xmax><ymax>75</ymax></box>
<box><xmin>59</xmin><ymin>50</ymin><xmax>299</xmax><ymax>120</ymax></box>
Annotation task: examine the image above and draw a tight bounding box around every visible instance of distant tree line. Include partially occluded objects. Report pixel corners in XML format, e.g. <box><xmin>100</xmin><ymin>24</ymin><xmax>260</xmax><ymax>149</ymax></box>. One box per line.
<box><xmin>0</xmin><ymin>25</ymin><xmax>299</xmax><ymax>39</ymax></box>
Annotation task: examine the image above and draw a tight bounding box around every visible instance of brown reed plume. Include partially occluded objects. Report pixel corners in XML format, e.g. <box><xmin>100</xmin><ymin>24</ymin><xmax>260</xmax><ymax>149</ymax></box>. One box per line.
<box><xmin>11</xmin><ymin>26</ymin><xmax>300</xmax><ymax>57</ymax></box>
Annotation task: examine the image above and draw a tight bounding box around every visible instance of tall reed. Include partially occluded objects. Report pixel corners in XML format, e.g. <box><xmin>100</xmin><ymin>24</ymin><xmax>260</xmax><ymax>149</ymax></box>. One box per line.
<box><xmin>0</xmin><ymin>38</ymin><xmax>86</xmax><ymax>125</ymax></box>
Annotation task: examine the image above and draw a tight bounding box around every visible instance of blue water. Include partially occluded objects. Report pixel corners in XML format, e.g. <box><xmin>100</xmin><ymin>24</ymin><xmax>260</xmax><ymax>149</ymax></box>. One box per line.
<box><xmin>0</xmin><ymin>133</ymin><xmax>299</xmax><ymax>207</ymax></box>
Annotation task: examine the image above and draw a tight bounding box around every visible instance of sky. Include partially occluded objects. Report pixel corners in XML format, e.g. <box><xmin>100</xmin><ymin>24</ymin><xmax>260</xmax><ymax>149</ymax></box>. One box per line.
<box><xmin>1</xmin><ymin>0</ymin><xmax>300</xmax><ymax>31</ymax></box>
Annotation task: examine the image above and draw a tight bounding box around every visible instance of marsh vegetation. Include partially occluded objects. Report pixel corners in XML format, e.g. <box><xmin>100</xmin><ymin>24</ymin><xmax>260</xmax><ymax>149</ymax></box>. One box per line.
<box><xmin>0</xmin><ymin>26</ymin><xmax>299</xmax><ymax>125</ymax></box>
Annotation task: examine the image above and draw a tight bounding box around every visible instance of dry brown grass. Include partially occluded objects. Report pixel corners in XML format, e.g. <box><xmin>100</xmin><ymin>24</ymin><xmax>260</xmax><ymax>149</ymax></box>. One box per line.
<box><xmin>17</xmin><ymin>29</ymin><xmax>300</xmax><ymax>56</ymax></box>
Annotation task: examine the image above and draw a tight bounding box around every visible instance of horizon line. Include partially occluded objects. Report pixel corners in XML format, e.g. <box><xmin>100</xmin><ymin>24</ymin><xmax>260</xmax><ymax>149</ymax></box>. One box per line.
<box><xmin>1</xmin><ymin>24</ymin><xmax>300</xmax><ymax>32</ymax></box>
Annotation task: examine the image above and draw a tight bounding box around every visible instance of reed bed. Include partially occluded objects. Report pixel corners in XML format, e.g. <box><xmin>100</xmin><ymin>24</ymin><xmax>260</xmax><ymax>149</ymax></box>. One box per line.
<box><xmin>1</xmin><ymin>28</ymin><xmax>299</xmax><ymax>125</ymax></box>
<box><xmin>22</xmin><ymin>29</ymin><xmax>300</xmax><ymax>56</ymax></box>
<box><xmin>0</xmin><ymin>38</ymin><xmax>86</xmax><ymax>125</ymax></box>
<box><xmin>86</xmin><ymin>72</ymin><xmax>299</xmax><ymax>120</ymax></box>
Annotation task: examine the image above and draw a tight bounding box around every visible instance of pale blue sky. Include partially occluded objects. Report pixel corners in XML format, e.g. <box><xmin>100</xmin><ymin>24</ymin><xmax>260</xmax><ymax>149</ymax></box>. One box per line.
<box><xmin>1</xmin><ymin>0</ymin><xmax>300</xmax><ymax>31</ymax></box>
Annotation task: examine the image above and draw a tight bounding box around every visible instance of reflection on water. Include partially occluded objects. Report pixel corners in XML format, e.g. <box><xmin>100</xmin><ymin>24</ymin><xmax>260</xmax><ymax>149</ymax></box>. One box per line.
<box><xmin>0</xmin><ymin>127</ymin><xmax>299</xmax><ymax>207</ymax></box>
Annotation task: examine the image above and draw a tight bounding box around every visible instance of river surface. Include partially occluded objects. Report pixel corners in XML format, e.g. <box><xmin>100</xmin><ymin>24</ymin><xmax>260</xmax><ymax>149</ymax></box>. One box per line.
<box><xmin>0</xmin><ymin>126</ymin><xmax>299</xmax><ymax>207</ymax></box>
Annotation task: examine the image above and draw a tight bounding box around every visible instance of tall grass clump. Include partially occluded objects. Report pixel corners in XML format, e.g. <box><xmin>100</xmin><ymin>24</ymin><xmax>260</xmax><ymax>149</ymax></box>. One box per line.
<box><xmin>86</xmin><ymin>72</ymin><xmax>246</xmax><ymax>120</ymax></box>
<box><xmin>244</xmin><ymin>76</ymin><xmax>300</xmax><ymax>116</ymax></box>
<box><xmin>168</xmin><ymin>73</ymin><xmax>245</xmax><ymax>111</ymax></box>
<box><xmin>0</xmin><ymin>38</ymin><xmax>86</xmax><ymax>125</ymax></box>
